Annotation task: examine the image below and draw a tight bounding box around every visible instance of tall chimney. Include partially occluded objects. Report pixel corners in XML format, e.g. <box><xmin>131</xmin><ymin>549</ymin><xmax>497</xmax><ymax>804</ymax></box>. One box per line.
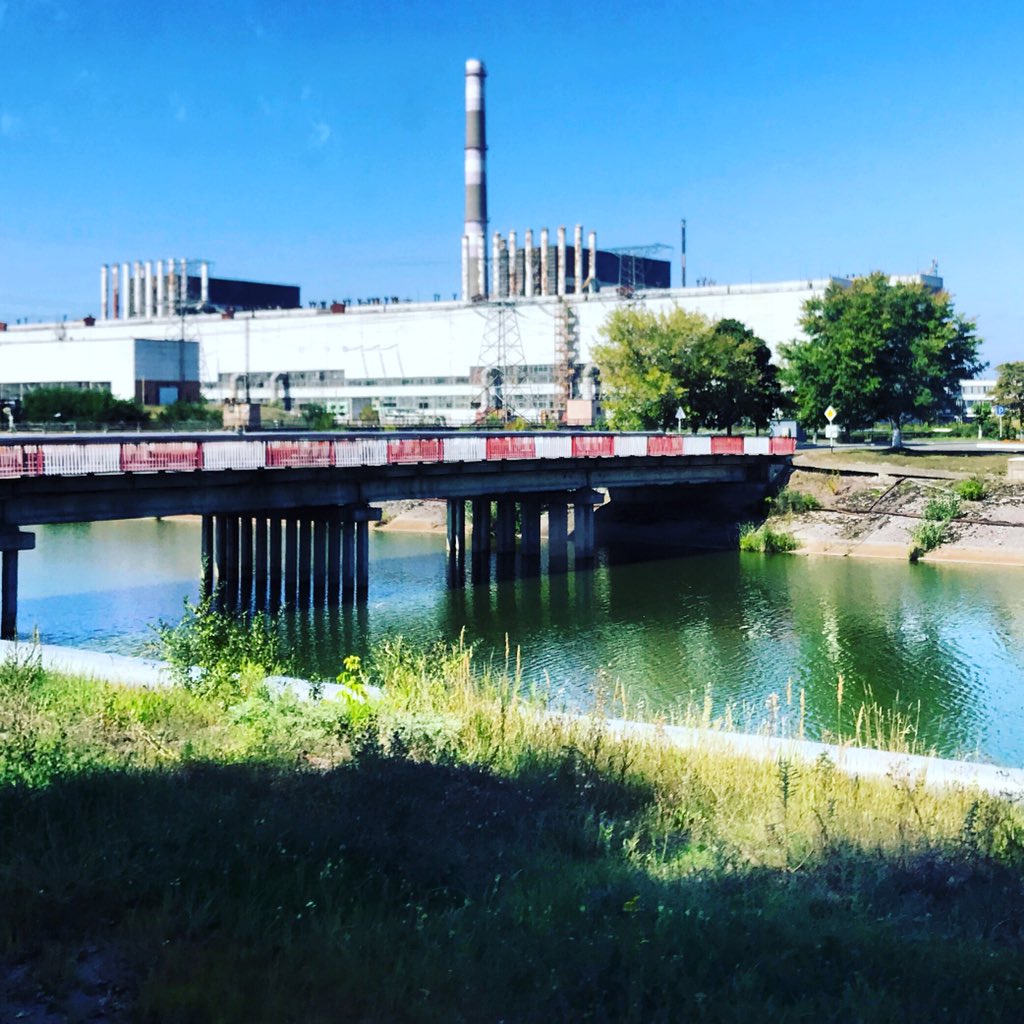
<box><xmin>111</xmin><ymin>264</ymin><xmax>120</xmax><ymax>319</ymax></box>
<box><xmin>156</xmin><ymin>260</ymin><xmax>165</xmax><ymax>316</ymax></box>
<box><xmin>556</xmin><ymin>226</ymin><xmax>566</xmax><ymax>297</ymax></box>
<box><xmin>588</xmin><ymin>231</ymin><xmax>597</xmax><ymax>292</ymax></box>
<box><xmin>463</xmin><ymin>59</ymin><xmax>488</xmax><ymax>300</ymax></box>
<box><xmin>120</xmin><ymin>263</ymin><xmax>129</xmax><ymax>319</ymax></box>
<box><xmin>100</xmin><ymin>265</ymin><xmax>108</xmax><ymax>320</ymax></box>
<box><xmin>540</xmin><ymin>228</ymin><xmax>549</xmax><ymax>296</ymax></box>
<box><xmin>574</xmin><ymin>224</ymin><xmax>583</xmax><ymax>295</ymax></box>
<box><xmin>524</xmin><ymin>229</ymin><xmax>534</xmax><ymax>297</ymax></box>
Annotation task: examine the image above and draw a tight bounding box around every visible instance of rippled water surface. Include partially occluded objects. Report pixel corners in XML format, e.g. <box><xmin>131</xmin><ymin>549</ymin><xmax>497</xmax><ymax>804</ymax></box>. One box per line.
<box><xmin>18</xmin><ymin>519</ymin><xmax>1024</xmax><ymax>765</ymax></box>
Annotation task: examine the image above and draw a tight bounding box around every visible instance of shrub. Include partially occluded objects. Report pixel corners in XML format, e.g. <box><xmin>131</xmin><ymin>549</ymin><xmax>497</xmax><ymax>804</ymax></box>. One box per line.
<box><xmin>768</xmin><ymin>489</ymin><xmax>822</xmax><ymax>515</ymax></box>
<box><xmin>739</xmin><ymin>523</ymin><xmax>799</xmax><ymax>553</ymax></box>
<box><xmin>954</xmin><ymin>478</ymin><xmax>987</xmax><ymax>502</ymax></box>
<box><xmin>923</xmin><ymin>492</ymin><xmax>962</xmax><ymax>522</ymax></box>
<box><xmin>909</xmin><ymin>521</ymin><xmax>948</xmax><ymax>561</ymax></box>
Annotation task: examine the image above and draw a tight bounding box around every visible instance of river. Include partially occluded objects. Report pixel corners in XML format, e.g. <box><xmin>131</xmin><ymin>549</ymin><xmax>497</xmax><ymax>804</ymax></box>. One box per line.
<box><xmin>16</xmin><ymin>518</ymin><xmax>1024</xmax><ymax>766</ymax></box>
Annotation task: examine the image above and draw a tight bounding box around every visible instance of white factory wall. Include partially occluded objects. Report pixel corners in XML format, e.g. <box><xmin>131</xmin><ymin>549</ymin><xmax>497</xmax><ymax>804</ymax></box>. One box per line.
<box><xmin>0</xmin><ymin>278</ymin><xmax>849</xmax><ymax>420</ymax></box>
<box><xmin>0</xmin><ymin>335</ymin><xmax>138</xmax><ymax>398</ymax></box>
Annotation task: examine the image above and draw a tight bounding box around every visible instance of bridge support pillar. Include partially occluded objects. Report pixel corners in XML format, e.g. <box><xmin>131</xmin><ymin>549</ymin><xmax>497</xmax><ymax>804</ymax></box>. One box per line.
<box><xmin>572</xmin><ymin>488</ymin><xmax>603</xmax><ymax>563</ymax></box>
<box><xmin>269</xmin><ymin>516</ymin><xmax>282</xmax><ymax>612</ymax></box>
<box><xmin>254</xmin><ymin>517</ymin><xmax>268</xmax><ymax>612</ymax></box>
<box><xmin>284</xmin><ymin>517</ymin><xmax>299</xmax><ymax>607</ymax></box>
<box><xmin>547</xmin><ymin>501</ymin><xmax>568</xmax><ymax>574</ymax></box>
<box><xmin>312</xmin><ymin>515</ymin><xmax>327</xmax><ymax>607</ymax></box>
<box><xmin>471</xmin><ymin>498</ymin><xmax>490</xmax><ymax>583</ymax></box>
<box><xmin>201</xmin><ymin>515</ymin><xmax>214</xmax><ymax>599</ymax></box>
<box><xmin>327</xmin><ymin>514</ymin><xmax>341</xmax><ymax>606</ymax></box>
<box><xmin>298</xmin><ymin>517</ymin><xmax>313</xmax><ymax>608</ymax></box>
<box><xmin>342</xmin><ymin>520</ymin><xmax>356</xmax><ymax>603</ymax></box>
<box><xmin>0</xmin><ymin>529</ymin><xmax>34</xmax><ymax>641</ymax></box>
<box><xmin>495</xmin><ymin>498</ymin><xmax>516</xmax><ymax>555</ymax></box>
<box><xmin>356</xmin><ymin>519</ymin><xmax>370</xmax><ymax>599</ymax></box>
<box><xmin>446</xmin><ymin>499</ymin><xmax>466</xmax><ymax>588</ymax></box>
<box><xmin>520</xmin><ymin>498</ymin><xmax>542</xmax><ymax>577</ymax></box>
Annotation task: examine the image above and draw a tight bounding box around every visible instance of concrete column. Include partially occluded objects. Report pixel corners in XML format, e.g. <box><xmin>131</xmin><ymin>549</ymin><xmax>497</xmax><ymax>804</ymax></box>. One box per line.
<box><xmin>312</xmin><ymin>515</ymin><xmax>327</xmax><ymax>606</ymax></box>
<box><xmin>356</xmin><ymin>520</ymin><xmax>369</xmax><ymax>598</ymax></box>
<box><xmin>298</xmin><ymin>517</ymin><xmax>313</xmax><ymax>608</ymax></box>
<box><xmin>200</xmin><ymin>515</ymin><xmax>214</xmax><ymax>598</ymax></box>
<box><xmin>1</xmin><ymin>551</ymin><xmax>17</xmax><ymax>640</ymax></box>
<box><xmin>471</xmin><ymin>497</ymin><xmax>491</xmax><ymax>584</ymax></box>
<box><xmin>239</xmin><ymin>516</ymin><xmax>253</xmax><ymax>607</ymax></box>
<box><xmin>548</xmin><ymin>502</ymin><xmax>569</xmax><ymax>573</ymax></box>
<box><xmin>327</xmin><ymin>514</ymin><xmax>342</xmax><ymax>606</ymax></box>
<box><xmin>446</xmin><ymin>498</ymin><xmax>466</xmax><ymax>557</ymax></box>
<box><xmin>214</xmin><ymin>515</ymin><xmax>228</xmax><ymax>610</ymax></box>
<box><xmin>524</xmin><ymin>229</ymin><xmax>534</xmax><ymax>297</ymax></box>
<box><xmin>540</xmin><ymin>229</ymin><xmax>549</xmax><ymax>296</ymax></box>
<box><xmin>342</xmin><ymin>520</ymin><xmax>355</xmax><ymax>604</ymax></box>
<box><xmin>224</xmin><ymin>515</ymin><xmax>240</xmax><ymax>610</ymax></box>
<box><xmin>269</xmin><ymin>516</ymin><xmax>283</xmax><ymax>611</ymax></box>
<box><xmin>573</xmin><ymin>500</ymin><xmax>595</xmax><ymax>559</ymax></box>
<box><xmin>284</xmin><ymin>517</ymin><xmax>298</xmax><ymax>607</ymax></box>
<box><xmin>495</xmin><ymin>498</ymin><xmax>516</xmax><ymax>555</ymax></box>
<box><xmin>520</xmin><ymin>497</ymin><xmax>542</xmax><ymax>577</ymax></box>
<box><xmin>254</xmin><ymin>516</ymin><xmax>268</xmax><ymax>612</ymax></box>
<box><xmin>557</xmin><ymin>226</ymin><xmax>567</xmax><ymax>297</ymax></box>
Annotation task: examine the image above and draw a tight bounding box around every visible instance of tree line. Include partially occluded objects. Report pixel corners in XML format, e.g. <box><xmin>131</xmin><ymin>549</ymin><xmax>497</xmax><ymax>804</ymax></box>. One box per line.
<box><xmin>594</xmin><ymin>272</ymin><xmax>986</xmax><ymax>447</ymax></box>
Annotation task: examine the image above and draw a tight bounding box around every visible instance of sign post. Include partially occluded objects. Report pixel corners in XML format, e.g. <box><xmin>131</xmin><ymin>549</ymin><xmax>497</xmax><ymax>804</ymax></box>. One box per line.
<box><xmin>675</xmin><ymin>406</ymin><xmax>684</xmax><ymax>433</ymax></box>
<box><xmin>996</xmin><ymin>405</ymin><xmax>1006</xmax><ymax>440</ymax></box>
<box><xmin>824</xmin><ymin>406</ymin><xmax>837</xmax><ymax>452</ymax></box>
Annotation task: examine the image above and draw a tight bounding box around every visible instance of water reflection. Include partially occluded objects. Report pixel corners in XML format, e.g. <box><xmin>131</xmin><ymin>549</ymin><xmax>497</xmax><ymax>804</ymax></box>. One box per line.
<box><xmin>15</xmin><ymin>520</ymin><xmax>1024</xmax><ymax>765</ymax></box>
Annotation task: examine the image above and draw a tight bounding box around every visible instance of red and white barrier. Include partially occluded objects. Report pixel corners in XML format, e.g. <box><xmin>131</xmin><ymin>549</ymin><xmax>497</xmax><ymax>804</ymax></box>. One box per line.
<box><xmin>0</xmin><ymin>432</ymin><xmax>795</xmax><ymax>480</ymax></box>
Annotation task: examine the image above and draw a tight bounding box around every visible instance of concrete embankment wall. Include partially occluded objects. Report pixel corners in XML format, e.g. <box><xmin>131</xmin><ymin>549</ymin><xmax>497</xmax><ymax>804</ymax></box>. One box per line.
<box><xmin>3</xmin><ymin>640</ymin><xmax>1021</xmax><ymax>800</ymax></box>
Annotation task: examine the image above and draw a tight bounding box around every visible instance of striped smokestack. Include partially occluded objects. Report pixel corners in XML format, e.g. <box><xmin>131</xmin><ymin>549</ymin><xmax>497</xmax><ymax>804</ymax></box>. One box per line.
<box><xmin>463</xmin><ymin>59</ymin><xmax>488</xmax><ymax>300</ymax></box>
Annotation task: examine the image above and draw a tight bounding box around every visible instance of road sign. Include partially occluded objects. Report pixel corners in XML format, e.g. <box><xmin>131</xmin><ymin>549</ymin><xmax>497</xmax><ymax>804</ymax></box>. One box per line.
<box><xmin>675</xmin><ymin>407</ymin><xmax>685</xmax><ymax>430</ymax></box>
<box><xmin>824</xmin><ymin>406</ymin><xmax>837</xmax><ymax>422</ymax></box>
<box><xmin>996</xmin><ymin>405</ymin><xmax>1006</xmax><ymax>417</ymax></box>
<box><xmin>824</xmin><ymin>424</ymin><xmax>839</xmax><ymax>440</ymax></box>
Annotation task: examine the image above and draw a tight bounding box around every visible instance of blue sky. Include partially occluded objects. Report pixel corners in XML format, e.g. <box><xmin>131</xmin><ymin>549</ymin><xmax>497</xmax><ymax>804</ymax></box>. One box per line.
<box><xmin>1</xmin><ymin>0</ymin><xmax>1021</xmax><ymax>367</ymax></box>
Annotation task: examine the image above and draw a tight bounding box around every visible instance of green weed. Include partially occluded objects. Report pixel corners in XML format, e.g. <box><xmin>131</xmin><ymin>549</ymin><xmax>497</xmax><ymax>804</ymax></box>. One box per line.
<box><xmin>954</xmin><ymin>477</ymin><xmax>987</xmax><ymax>502</ymax></box>
<box><xmin>768</xmin><ymin>488</ymin><xmax>822</xmax><ymax>515</ymax></box>
<box><xmin>739</xmin><ymin>522</ymin><xmax>799</xmax><ymax>553</ymax></box>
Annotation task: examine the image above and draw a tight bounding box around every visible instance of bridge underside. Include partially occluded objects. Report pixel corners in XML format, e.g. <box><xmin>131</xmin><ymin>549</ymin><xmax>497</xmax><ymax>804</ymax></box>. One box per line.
<box><xmin>0</xmin><ymin>454</ymin><xmax>787</xmax><ymax>638</ymax></box>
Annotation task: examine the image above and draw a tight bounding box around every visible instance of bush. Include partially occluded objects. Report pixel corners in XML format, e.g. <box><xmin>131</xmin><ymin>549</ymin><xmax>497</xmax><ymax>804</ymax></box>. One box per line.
<box><xmin>910</xmin><ymin>521</ymin><xmax>948</xmax><ymax>561</ymax></box>
<box><xmin>768</xmin><ymin>488</ymin><xmax>822</xmax><ymax>515</ymax></box>
<box><xmin>954</xmin><ymin>478</ymin><xmax>987</xmax><ymax>502</ymax></box>
<box><xmin>158</xmin><ymin>596</ymin><xmax>289</xmax><ymax>704</ymax></box>
<box><xmin>20</xmin><ymin>385</ymin><xmax>148</xmax><ymax>425</ymax></box>
<box><xmin>923</xmin><ymin>492</ymin><xmax>962</xmax><ymax>522</ymax></box>
<box><xmin>739</xmin><ymin>523</ymin><xmax>799</xmax><ymax>553</ymax></box>
<box><xmin>157</xmin><ymin>399</ymin><xmax>222</xmax><ymax>426</ymax></box>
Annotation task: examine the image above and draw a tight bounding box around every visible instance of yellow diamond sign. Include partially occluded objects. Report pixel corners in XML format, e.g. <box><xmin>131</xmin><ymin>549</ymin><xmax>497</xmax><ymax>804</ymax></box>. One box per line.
<box><xmin>824</xmin><ymin>406</ymin><xmax>837</xmax><ymax>422</ymax></box>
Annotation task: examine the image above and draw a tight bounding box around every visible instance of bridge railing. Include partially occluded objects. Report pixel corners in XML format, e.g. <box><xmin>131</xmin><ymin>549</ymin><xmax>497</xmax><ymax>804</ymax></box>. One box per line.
<box><xmin>0</xmin><ymin>432</ymin><xmax>796</xmax><ymax>479</ymax></box>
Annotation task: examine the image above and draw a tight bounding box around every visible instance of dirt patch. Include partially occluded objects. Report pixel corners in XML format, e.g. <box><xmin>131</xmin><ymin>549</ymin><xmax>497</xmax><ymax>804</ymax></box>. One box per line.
<box><xmin>782</xmin><ymin>465</ymin><xmax>1024</xmax><ymax>566</ymax></box>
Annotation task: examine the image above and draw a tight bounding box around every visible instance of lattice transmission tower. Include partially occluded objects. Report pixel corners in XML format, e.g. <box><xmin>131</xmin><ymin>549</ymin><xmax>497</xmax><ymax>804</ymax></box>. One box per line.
<box><xmin>475</xmin><ymin>301</ymin><xmax>529</xmax><ymax>421</ymax></box>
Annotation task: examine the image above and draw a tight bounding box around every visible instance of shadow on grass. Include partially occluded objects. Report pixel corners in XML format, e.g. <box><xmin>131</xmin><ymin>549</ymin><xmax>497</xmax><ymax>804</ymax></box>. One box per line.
<box><xmin>2</xmin><ymin>752</ymin><xmax>1024</xmax><ymax>1022</ymax></box>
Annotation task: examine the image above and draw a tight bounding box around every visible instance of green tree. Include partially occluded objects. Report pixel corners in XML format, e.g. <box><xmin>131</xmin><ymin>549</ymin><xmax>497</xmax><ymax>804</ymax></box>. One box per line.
<box><xmin>592</xmin><ymin>305</ymin><xmax>706</xmax><ymax>430</ymax></box>
<box><xmin>994</xmin><ymin>363</ymin><xmax>1024</xmax><ymax>433</ymax></box>
<box><xmin>20</xmin><ymin>386</ymin><xmax>148</xmax><ymax>425</ymax></box>
<box><xmin>688</xmin><ymin>319</ymin><xmax>786</xmax><ymax>434</ymax></box>
<box><xmin>593</xmin><ymin>307</ymin><xmax>785</xmax><ymax>432</ymax></box>
<box><xmin>780</xmin><ymin>273</ymin><xmax>983</xmax><ymax>448</ymax></box>
<box><xmin>157</xmin><ymin>398</ymin><xmax>222</xmax><ymax>426</ymax></box>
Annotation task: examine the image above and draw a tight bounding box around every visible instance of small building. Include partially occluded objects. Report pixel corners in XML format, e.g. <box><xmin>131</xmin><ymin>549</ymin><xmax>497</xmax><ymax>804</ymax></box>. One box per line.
<box><xmin>0</xmin><ymin>335</ymin><xmax>199</xmax><ymax>406</ymax></box>
<box><xmin>960</xmin><ymin>379</ymin><xmax>997</xmax><ymax>418</ymax></box>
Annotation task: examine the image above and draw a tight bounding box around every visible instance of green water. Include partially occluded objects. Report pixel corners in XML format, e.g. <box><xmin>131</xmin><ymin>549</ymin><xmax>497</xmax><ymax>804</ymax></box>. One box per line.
<box><xmin>17</xmin><ymin>519</ymin><xmax>1024</xmax><ymax>766</ymax></box>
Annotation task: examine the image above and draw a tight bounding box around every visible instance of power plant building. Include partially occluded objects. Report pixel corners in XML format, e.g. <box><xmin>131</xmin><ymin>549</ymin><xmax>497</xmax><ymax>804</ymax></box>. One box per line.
<box><xmin>0</xmin><ymin>58</ymin><xmax>946</xmax><ymax>426</ymax></box>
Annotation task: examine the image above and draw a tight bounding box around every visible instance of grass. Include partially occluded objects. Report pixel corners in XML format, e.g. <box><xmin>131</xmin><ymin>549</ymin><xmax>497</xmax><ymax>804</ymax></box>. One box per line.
<box><xmin>738</xmin><ymin>522</ymin><xmax>800</xmax><ymax>553</ymax></box>
<box><xmin>767</xmin><ymin>487</ymin><xmax>822</xmax><ymax>515</ymax></box>
<box><xmin>802</xmin><ymin>449</ymin><xmax>1011</xmax><ymax>476</ymax></box>
<box><xmin>2</xmin><ymin>633</ymin><xmax>1024</xmax><ymax>1021</ymax></box>
<box><xmin>909</xmin><ymin>487</ymin><xmax>964</xmax><ymax>561</ymax></box>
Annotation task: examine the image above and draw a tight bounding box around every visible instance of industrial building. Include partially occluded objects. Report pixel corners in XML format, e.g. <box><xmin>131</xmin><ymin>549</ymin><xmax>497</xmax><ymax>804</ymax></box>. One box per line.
<box><xmin>0</xmin><ymin>59</ymin><xmax>945</xmax><ymax>427</ymax></box>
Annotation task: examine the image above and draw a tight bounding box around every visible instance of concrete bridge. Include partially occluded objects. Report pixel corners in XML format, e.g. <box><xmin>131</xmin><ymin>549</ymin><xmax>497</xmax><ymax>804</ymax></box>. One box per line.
<box><xmin>0</xmin><ymin>430</ymin><xmax>796</xmax><ymax>638</ymax></box>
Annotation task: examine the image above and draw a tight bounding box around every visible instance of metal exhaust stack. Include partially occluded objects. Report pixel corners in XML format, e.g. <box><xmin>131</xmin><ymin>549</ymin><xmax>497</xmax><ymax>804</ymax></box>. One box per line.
<box><xmin>463</xmin><ymin>59</ymin><xmax>488</xmax><ymax>300</ymax></box>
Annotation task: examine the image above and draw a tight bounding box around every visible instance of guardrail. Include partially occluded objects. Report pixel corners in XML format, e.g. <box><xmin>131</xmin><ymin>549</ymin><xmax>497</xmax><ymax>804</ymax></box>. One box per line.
<box><xmin>0</xmin><ymin>432</ymin><xmax>796</xmax><ymax>480</ymax></box>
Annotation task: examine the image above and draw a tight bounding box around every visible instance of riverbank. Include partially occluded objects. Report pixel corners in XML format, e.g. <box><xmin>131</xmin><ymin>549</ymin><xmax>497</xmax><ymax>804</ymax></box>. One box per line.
<box><xmin>2</xmin><ymin>639</ymin><xmax>1024</xmax><ymax>1021</ymax></box>
<box><xmin>781</xmin><ymin>451</ymin><xmax>1024</xmax><ymax>565</ymax></box>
